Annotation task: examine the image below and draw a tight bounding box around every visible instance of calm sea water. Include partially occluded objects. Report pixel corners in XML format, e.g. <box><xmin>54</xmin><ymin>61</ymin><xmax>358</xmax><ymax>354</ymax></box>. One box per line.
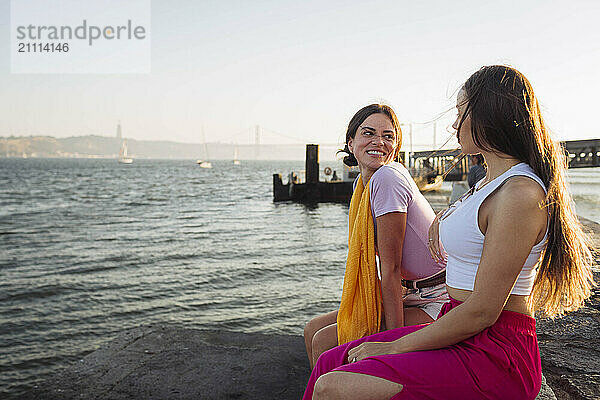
<box><xmin>567</xmin><ymin>168</ymin><xmax>600</xmax><ymax>224</ymax></box>
<box><xmin>1</xmin><ymin>158</ymin><xmax>599</xmax><ymax>398</ymax></box>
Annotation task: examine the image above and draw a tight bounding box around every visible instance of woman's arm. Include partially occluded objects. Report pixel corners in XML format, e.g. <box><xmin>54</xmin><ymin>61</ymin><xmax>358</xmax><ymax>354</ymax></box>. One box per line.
<box><xmin>349</xmin><ymin>179</ymin><xmax>547</xmax><ymax>361</ymax></box>
<box><xmin>428</xmin><ymin>207</ymin><xmax>448</xmax><ymax>263</ymax></box>
<box><xmin>376</xmin><ymin>212</ymin><xmax>407</xmax><ymax>330</ymax></box>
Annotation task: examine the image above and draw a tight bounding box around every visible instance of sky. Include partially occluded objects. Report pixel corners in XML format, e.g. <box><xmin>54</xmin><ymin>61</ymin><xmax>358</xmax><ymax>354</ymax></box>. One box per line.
<box><xmin>1</xmin><ymin>0</ymin><xmax>599</xmax><ymax>153</ymax></box>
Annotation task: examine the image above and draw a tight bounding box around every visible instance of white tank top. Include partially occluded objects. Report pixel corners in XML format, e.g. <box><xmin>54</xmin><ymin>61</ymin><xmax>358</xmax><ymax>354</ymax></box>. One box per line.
<box><xmin>439</xmin><ymin>163</ymin><xmax>548</xmax><ymax>295</ymax></box>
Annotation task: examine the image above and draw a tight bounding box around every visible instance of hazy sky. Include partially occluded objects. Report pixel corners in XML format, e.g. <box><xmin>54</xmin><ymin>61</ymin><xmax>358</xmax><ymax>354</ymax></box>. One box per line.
<box><xmin>1</xmin><ymin>0</ymin><xmax>599</xmax><ymax>150</ymax></box>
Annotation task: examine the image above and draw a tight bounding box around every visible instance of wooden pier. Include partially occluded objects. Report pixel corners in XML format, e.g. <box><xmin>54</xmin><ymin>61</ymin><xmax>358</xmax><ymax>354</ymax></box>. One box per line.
<box><xmin>273</xmin><ymin>140</ymin><xmax>599</xmax><ymax>203</ymax></box>
<box><xmin>273</xmin><ymin>144</ymin><xmax>353</xmax><ymax>202</ymax></box>
<box><xmin>409</xmin><ymin>149</ymin><xmax>466</xmax><ymax>181</ymax></box>
<box><xmin>563</xmin><ymin>139</ymin><xmax>600</xmax><ymax>168</ymax></box>
<box><xmin>408</xmin><ymin>139</ymin><xmax>600</xmax><ymax>182</ymax></box>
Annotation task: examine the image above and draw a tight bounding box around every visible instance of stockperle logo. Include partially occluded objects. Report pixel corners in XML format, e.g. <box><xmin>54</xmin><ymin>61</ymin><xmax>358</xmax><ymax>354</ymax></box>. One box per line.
<box><xmin>15</xmin><ymin>19</ymin><xmax>147</xmax><ymax>46</ymax></box>
<box><xmin>11</xmin><ymin>0</ymin><xmax>151</xmax><ymax>74</ymax></box>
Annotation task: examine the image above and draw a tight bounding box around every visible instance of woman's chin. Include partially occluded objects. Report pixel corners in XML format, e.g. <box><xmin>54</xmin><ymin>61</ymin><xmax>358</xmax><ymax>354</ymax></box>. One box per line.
<box><xmin>459</xmin><ymin>144</ymin><xmax>475</xmax><ymax>154</ymax></box>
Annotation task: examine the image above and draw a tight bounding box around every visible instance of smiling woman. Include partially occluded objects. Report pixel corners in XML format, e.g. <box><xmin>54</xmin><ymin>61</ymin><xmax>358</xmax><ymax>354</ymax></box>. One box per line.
<box><xmin>303</xmin><ymin>103</ymin><xmax>448</xmax><ymax>369</ymax></box>
<box><xmin>348</xmin><ymin>113</ymin><xmax>398</xmax><ymax>182</ymax></box>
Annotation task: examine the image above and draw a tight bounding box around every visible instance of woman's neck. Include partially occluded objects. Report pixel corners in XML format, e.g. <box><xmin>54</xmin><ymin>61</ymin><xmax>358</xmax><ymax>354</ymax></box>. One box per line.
<box><xmin>480</xmin><ymin>151</ymin><xmax>521</xmax><ymax>185</ymax></box>
<box><xmin>360</xmin><ymin>166</ymin><xmax>375</xmax><ymax>186</ymax></box>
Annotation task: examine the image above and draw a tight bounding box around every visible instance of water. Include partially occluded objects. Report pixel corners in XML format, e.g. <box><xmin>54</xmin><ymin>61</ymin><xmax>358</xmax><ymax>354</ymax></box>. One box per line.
<box><xmin>1</xmin><ymin>159</ymin><xmax>598</xmax><ymax>398</ymax></box>
<box><xmin>567</xmin><ymin>168</ymin><xmax>600</xmax><ymax>224</ymax></box>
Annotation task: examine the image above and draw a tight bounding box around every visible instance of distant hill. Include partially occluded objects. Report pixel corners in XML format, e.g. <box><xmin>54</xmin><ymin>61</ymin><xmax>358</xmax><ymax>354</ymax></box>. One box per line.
<box><xmin>0</xmin><ymin>135</ymin><xmax>313</xmax><ymax>160</ymax></box>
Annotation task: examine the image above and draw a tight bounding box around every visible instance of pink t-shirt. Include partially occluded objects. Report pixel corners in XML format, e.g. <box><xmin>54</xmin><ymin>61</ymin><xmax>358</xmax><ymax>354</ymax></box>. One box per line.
<box><xmin>355</xmin><ymin>162</ymin><xmax>445</xmax><ymax>280</ymax></box>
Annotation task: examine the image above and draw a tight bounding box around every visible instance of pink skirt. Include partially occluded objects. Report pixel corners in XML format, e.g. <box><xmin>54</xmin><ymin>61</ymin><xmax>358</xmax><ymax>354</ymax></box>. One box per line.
<box><xmin>303</xmin><ymin>298</ymin><xmax>541</xmax><ymax>400</ymax></box>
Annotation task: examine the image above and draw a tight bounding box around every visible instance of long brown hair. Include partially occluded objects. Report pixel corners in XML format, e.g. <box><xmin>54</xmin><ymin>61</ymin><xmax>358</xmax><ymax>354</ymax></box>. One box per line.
<box><xmin>338</xmin><ymin>104</ymin><xmax>403</xmax><ymax>167</ymax></box>
<box><xmin>459</xmin><ymin>65</ymin><xmax>595</xmax><ymax>317</ymax></box>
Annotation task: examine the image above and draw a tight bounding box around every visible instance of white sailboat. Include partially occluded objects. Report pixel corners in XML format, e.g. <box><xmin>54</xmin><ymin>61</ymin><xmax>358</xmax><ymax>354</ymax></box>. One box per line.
<box><xmin>118</xmin><ymin>140</ymin><xmax>133</xmax><ymax>164</ymax></box>
<box><xmin>196</xmin><ymin>127</ymin><xmax>212</xmax><ymax>168</ymax></box>
<box><xmin>233</xmin><ymin>145</ymin><xmax>240</xmax><ymax>165</ymax></box>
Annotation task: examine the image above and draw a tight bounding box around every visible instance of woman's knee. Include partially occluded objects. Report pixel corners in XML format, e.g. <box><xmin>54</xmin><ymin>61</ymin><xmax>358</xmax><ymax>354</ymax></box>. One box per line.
<box><xmin>313</xmin><ymin>372</ymin><xmax>340</xmax><ymax>400</ymax></box>
<box><xmin>305</xmin><ymin>312</ymin><xmax>336</xmax><ymax>341</ymax></box>
<box><xmin>314</xmin><ymin>372</ymin><xmax>404</xmax><ymax>400</ymax></box>
<box><xmin>312</xmin><ymin>326</ymin><xmax>337</xmax><ymax>355</ymax></box>
<box><xmin>304</xmin><ymin>317</ymin><xmax>321</xmax><ymax>341</ymax></box>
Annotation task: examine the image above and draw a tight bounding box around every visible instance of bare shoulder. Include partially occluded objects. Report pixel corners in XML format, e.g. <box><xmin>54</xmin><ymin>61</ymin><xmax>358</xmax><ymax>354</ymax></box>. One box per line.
<box><xmin>489</xmin><ymin>176</ymin><xmax>547</xmax><ymax>224</ymax></box>
<box><xmin>496</xmin><ymin>176</ymin><xmax>546</xmax><ymax>207</ymax></box>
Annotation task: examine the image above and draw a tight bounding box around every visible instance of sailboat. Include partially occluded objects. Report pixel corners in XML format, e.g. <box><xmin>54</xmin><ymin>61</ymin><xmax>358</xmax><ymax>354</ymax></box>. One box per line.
<box><xmin>118</xmin><ymin>140</ymin><xmax>133</xmax><ymax>164</ymax></box>
<box><xmin>196</xmin><ymin>127</ymin><xmax>212</xmax><ymax>168</ymax></box>
<box><xmin>233</xmin><ymin>145</ymin><xmax>240</xmax><ymax>165</ymax></box>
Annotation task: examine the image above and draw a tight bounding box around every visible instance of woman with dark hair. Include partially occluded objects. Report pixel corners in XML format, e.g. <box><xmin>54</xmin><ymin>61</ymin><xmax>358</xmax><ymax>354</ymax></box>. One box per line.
<box><xmin>303</xmin><ymin>66</ymin><xmax>595</xmax><ymax>399</ymax></box>
<box><xmin>304</xmin><ymin>104</ymin><xmax>448</xmax><ymax>369</ymax></box>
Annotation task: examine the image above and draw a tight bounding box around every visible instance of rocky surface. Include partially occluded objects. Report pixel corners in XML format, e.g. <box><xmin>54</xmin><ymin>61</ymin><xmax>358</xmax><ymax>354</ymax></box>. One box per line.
<box><xmin>536</xmin><ymin>268</ymin><xmax>600</xmax><ymax>400</ymax></box>
<box><xmin>537</xmin><ymin>303</ymin><xmax>600</xmax><ymax>400</ymax></box>
<box><xmin>29</xmin><ymin>326</ymin><xmax>310</xmax><ymax>400</ymax></box>
<box><xmin>29</xmin><ymin>218</ymin><xmax>600</xmax><ymax>400</ymax></box>
<box><xmin>535</xmin><ymin>217</ymin><xmax>600</xmax><ymax>400</ymax></box>
<box><xmin>30</xmin><ymin>324</ymin><xmax>560</xmax><ymax>400</ymax></box>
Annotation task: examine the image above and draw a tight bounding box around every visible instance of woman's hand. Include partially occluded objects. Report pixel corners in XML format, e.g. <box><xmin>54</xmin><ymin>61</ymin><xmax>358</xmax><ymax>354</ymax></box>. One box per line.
<box><xmin>428</xmin><ymin>208</ymin><xmax>447</xmax><ymax>262</ymax></box>
<box><xmin>347</xmin><ymin>341</ymin><xmax>399</xmax><ymax>363</ymax></box>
